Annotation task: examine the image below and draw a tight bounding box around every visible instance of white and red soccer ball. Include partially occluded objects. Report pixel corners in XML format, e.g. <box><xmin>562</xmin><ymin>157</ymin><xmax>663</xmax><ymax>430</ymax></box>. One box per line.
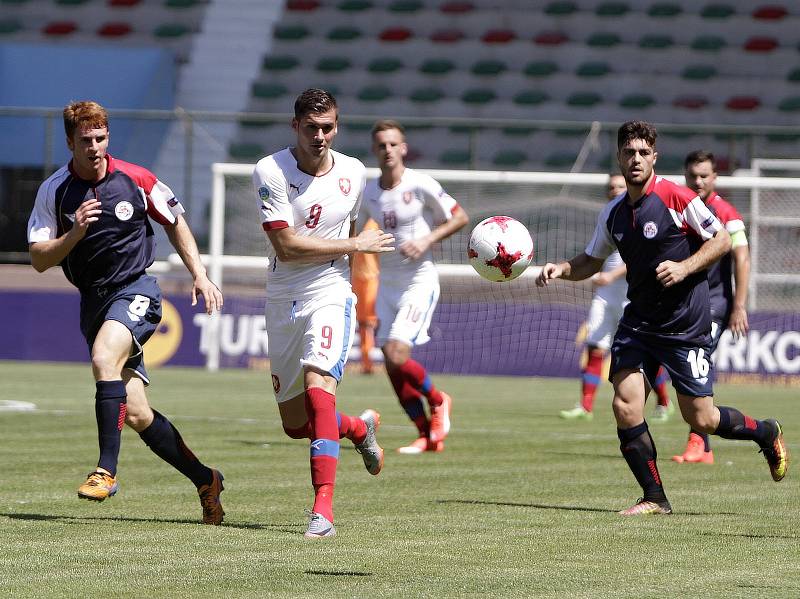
<box><xmin>467</xmin><ymin>216</ymin><xmax>534</xmax><ymax>282</ymax></box>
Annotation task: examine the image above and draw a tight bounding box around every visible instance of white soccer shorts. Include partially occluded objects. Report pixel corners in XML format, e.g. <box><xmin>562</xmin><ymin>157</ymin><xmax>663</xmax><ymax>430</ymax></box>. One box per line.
<box><xmin>265</xmin><ymin>291</ymin><xmax>357</xmax><ymax>403</ymax></box>
<box><xmin>376</xmin><ymin>279</ymin><xmax>439</xmax><ymax>347</ymax></box>
<box><xmin>585</xmin><ymin>294</ymin><xmax>627</xmax><ymax>351</ymax></box>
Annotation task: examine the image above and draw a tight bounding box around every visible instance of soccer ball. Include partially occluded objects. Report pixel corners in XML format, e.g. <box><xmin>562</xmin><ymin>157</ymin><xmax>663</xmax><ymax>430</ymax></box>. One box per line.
<box><xmin>467</xmin><ymin>216</ymin><xmax>534</xmax><ymax>282</ymax></box>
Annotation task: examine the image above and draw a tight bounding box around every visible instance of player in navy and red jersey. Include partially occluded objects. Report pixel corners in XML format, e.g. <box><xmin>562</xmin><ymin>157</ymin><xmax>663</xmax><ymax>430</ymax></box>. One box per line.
<box><xmin>27</xmin><ymin>101</ymin><xmax>226</xmax><ymax>524</ymax></box>
<box><xmin>537</xmin><ymin>121</ymin><xmax>788</xmax><ymax>515</ymax></box>
<box><xmin>671</xmin><ymin>150</ymin><xmax>752</xmax><ymax>465</ymax></box>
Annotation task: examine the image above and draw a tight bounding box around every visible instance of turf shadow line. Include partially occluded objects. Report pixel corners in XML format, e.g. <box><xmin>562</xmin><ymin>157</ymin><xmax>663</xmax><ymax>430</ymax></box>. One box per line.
<box><xmin>543</xmin><ymin>451</ymin><xmax>621</xmax><ymax>460</ymax></box>
<box><xmin>0</xmin><ymin>512</ymin><xmax>297</xmax><ymax>531</ymax></box>
<box><xmin>304</xmin><ymin>570</ymin><xmax>372</xmax><ymax>577</ymax></box>
<box><xmin>436</xmin><ymin>500</ymin><xmax>739</xmax><ymax>516</ymax></box>
<box><xmin>707</xmin><ymin>532</ymin><xmax>799</xmax><ymax>540</ymax></box>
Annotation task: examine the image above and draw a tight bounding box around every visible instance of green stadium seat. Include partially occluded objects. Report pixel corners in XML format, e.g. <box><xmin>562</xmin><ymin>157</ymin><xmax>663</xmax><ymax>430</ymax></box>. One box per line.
<box><xmin>439</xmin><ymin>149</ymin><xmax>471</xmax><ymax>165</ymax></box>
<box><xmin>595</xmin><ymin>2</ymin><xmax>629</xmax><ymax>17</ymax></box>
<box><xmin>567</xmin><ymin>92</ymin><xmax>602</xmax><ymax>107</ymax></box>
<box><xmin>502</xmin><ymin>126</ymin><xmax>537</xmax><ymax>135</ymax></box>
<box><xmin>0</xmin><ymin>19</ymin><xmax>21</xmax><ymax>34</ymax></box>
<box><xmin>787</xmin><ymin>68</ymin><xmax>800</xmax><ymax>82</ymax></box>
<box><xmin>682</xmin><ymin>65</ymin><xmax>717</xmax><ymax>80</ymax></box>
<box><xmin>409</xmin><ymin>88</ymin><xmax>444</xmax><ymax>103</ymax></box>
<box><xmin>381</xmin><ymin>27</ymin><xmax>413</xmax><ymax>41</ymax></box>
<box><xmin>1</xmin><ymin>0</ymin><xmax>31</xmax><ymax>3</ymax></box>
<box><xmin>229</xmin><ymin>143</ymin><xmax>265</xmax><ymax>160</ymax></box>
<box><xmin>339</xmin><ymin>147</ymin><xmax>369</xmax><ymax>159</ymax></box>
<box><xmin>389</xmin><ymin>0</ymin><xmax>422</xmax><ymax>12</ymax></box>
<box><xmin>262</xmin><ymin>55</ymin><xmax>300</xmax><ymax>71</ymax></box>
<box><xmin>513</xmin><ymin>90</ymin><xmax>549</xmax><ymax>106</ymax></box>
<box><xmin>544</xmin><ymin>1</ymin><xmax>577</xmax><ymax>16</ymax></box>
<box><xmin>587</xmin><ymin>32</ymin><xmax>621</xmax><ymax>47</ymax></box>
<box><xmin>523</xmin><ymin>61</ymin><xmax>558</xmax><ymax>77</ymax></box>
<box><xmin>545</xmin><ymin>152</ymin><xmax>577</xmax><ymax>168</ymax></box>
<box><xmin>493</xmin><ymin>150</ymin><xmax>528</xmax><ymax>167</ymax></box>
<box><xmin>700</xmin><ymin>4</ymin><xmax>735</xmax><ymax>19</ymax></box>
<box><xmin>462</xmin><ymin>89</ymin><xmax>496</xmax><ymax>104</ymax></box>
<box><xmin>338</xmin><ymin>0</ymin><xmax>373</xmax><ymax>11</ymax></box>
<box><xmin>358</xmin><ymin>85</ymin><xmax>391</xmax><ymax>101</ymax></box>
<box><xmin>57</xmin><ymin>0</ymin><xmax>90</xmax><ymax>4</ymax></box>
<box><xmin>691</xmin><ymin>35</ymin><xmax>726</xmax><ymax>51</ymax></box>
<box><xmin>344</xmin><ymin>122</ymin><xmax>373</xmax><ymax>131</ymax></box>
<box><xmin>165</xmin><ymin>0</ymin><xmax>200</xmax><ymax>7</ymax></box>
<box><xmin>639</xmin><ymin>35</ymin><xmax>673</xmax><ymax>49</ymax></box>
<box><xmin>648</xmin><ymin>3</ymin><xmax>682</xmax><ymax>17</ymax></box>
<box><xmin>252</xmin><ymin>82</ymin><xmax>288</xmax><ymax>99</ymax></box>
<box><xmin>239</xmin><ymin>118</ymin><xmax>273</xmax><ymax>129</ymax></box>
<box><xmin>368</xmin><ymin>57</ymin><xmax>403</xmax><ymax>73</ymax></box>
<box><xmin>576</xmin><ymin>62</ymin><xmax>611</xmax><ymax>77</ymax></box>
<box><xmin>154</xmin><ymin>23</ymin><xmax>190</xmax><ymax>38</ymax></box>
<box><xmin>555</xmin><ymin>128</ymin><xmax>586</xmax><ymax>137</ymax></box>
<box><xmin>619</xmin><ymin>93</ymin><xmax>655</xmax><ymax>108</ymax></box>
<box><xmin>328</xmin><ymin>26</ymin><xmax>361</xmax><ymax>41</ymax></box>
<box><xmin>655</xmin><ymin>155</ymin><xmax>684</xmax><ymax>172</ymax></box>
<box><xmin>766</xmin><ymin>133</ymin><xmax>800</xmax><ymax>143</ymax></box>
<box><xmin>471</xmin><ymin>60</ymin><xmax>507</xmax><ymax>76</ymax></box>
<box><xmin>752</xmin><ymin>5</ymin><xmax>787</xmax><ymax>20</ymax></box>
<box><xmin>273</xmin><ymin>24</ymin><xmax>309</xmax><ymax>41</ymax></box>
<box><xmin>778</xmin><ymin>97</ymin><xmax>800</xmax><ymax>112</ymax></box>
<box><xmin>419</xmin><ymin>58</ymin><xmax>455</xmax><ymax>75</ymax></box>
<box><xmin>316</xmin><ymin>56</ymin><xmax>351</xmax><ymax>72</ymax></box>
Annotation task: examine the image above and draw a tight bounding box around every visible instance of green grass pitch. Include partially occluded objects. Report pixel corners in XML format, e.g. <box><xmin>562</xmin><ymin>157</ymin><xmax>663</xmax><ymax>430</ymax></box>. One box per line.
<box><xmin>1</xmin><ymin>361</ymin><xmax>798</xmax><ymax>597</ymax></box>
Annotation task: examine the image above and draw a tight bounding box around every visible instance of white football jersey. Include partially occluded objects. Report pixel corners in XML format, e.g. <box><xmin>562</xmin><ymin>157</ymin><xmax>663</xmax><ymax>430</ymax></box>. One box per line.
<box><xmin>362</xmin><ymin>168</ymin><xmax>458</xmax><ymax>284</ymax></box>
<box><xmin>253</xmin><ymin>148</ymin><xmax>366</xmax><ymax>302</ymax></box>
<box><xmin>594</xmin><ymin>250</ymin><xmax>628</xmax><ymax>305</ymax></box>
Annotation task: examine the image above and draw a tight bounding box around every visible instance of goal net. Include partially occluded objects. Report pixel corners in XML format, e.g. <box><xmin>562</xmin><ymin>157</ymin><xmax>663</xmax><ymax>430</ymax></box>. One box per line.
<box><xmin>194</xmin><ymin>164</ymin><xmax>800</xmax><ymax>377</ymax></box>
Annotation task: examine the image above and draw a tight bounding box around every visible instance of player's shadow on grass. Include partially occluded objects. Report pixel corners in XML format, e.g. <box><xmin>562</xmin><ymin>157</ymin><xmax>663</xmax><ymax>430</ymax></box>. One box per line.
<box><xmin>305</xmin><ymin>570</ymin><xmax>372</xmax><ymax>577</ymax></box>
<box><xmin>543</xmin><ymin>450</ymin><xmax>621</xmax><ymax>460</ymax></box>
<box><xmin>437</xmin><ymin>499</ymin><xmax>738</xmax><ymax>516</ymax></box>
<box><xmin>231</xmin><ymin>439</ymin><xmax>306</xmax><ymax>448</ymax></box>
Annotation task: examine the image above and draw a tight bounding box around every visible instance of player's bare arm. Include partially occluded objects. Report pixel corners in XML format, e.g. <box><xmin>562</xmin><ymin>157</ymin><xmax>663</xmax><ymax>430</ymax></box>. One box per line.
<box><xmin>729</xmin><ymin>244</ymin><xmax>751</xmax><ymax>336</ymax></box>
<box><xmin>591</xmin><ymin>263</ymin><xmax>627</xmax><ymax>287</ymax></box>
<box><xmin>401</xmin><ymin>205</ymin><xmax>469</xmax><ymax>260</ymax></box>
<box><xmin>537</xmin><ymin>252</ymin><xmax>605</xmax><ymax>287</ymax></box>
<box><xmin>29</xmin><ymin>198</ymin><xmax>102</xmax><ymax>272</ymax></box>
<box><xmin>267</xmin><ymin>225</ymin><xmax>394</xmax><ymax>263</ymax></box>
<box><xmin>656</xmin><ymin>227</ymin><xmax>731</xmax><ymax>288</ymax></box>
<box><xmin>164</xmin><ymin>214</ymin><xmax>223</xmax><ymax>314</ymax></box>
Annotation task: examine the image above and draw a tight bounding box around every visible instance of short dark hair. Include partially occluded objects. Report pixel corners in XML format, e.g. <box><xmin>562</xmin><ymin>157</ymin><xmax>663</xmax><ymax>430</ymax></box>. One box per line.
<box><xmin>617</xmin><ymin>120</ymin><xmax>657</xmax><ymax>150</ymax></box>
<box><xmin>371</xmin><ymin>119</ymin><xmax>405</xmax><ymax>139</ymax></box>
<box><xmin>63</xmin><ymin>100</ymin><xmax>108</xmax><ymax>139</ymax></box>
<box><xmin>684</xmin><ymin>149</ymin><xmax>717</xmax><ymax>171</ymax></box>
<box><xmin>294</xmin><ymin>88</ymin><xmax>338</xmax><ymax>120</ymax></box>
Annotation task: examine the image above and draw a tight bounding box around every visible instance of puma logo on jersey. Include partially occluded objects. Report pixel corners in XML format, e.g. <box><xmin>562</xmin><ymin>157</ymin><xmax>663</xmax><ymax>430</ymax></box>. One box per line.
<box><xmin>289</xmin><ymin>183</ymin><xmax>301</xmax><ymax>194</ymax></box>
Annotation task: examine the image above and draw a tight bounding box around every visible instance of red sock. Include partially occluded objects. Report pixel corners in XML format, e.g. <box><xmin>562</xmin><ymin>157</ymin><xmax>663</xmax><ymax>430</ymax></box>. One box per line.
<box><xmin>306</xmin><ymin>387</ymin><xmax>339</xmax><ymax>522</ymax></box>
<box><xmin>337</xmin><ymin>411</ymin><xmax>367</xmax><ymax>444</ymax></box>
<box><xmin>654</xmin><ymin>366</ymin><xmax>670</xmax><ymax>407</ymax></box>
<box><xmin>399</xmin><ymin>358</ymin><xmax>443</xmax><ymax>407</ymax></box>
<box><xmin>581</xmin><ymin>348</ymin><xmax>604</xmax><ymax>412</ymax></box>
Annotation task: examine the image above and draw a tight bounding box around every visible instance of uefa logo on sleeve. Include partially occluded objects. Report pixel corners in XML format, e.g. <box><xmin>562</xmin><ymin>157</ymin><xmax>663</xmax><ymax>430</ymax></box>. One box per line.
<box><xmin>643</xmin><ymin>221</ymin><xmax>658</xmax><ymax>239</ymax></box>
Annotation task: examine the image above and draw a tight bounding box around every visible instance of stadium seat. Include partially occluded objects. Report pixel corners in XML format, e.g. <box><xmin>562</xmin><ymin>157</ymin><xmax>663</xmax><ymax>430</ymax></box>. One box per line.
<box><xmin>462</xmin><ymin>89</ymin><xmax>496</xmax><ymax>104</ymax></box>
<box><xmin>338</xmin><ymin>0</ymin><xmax>373</xmax><ymax>11</ymax></box>
<box><xmin>778</xmin><ymin>97</ymin><xmax>800</xmax><ymax>112</ymax></box>
<box><xmin>0</xmin><ymin>19</ymin><xmax>21</xmax><ymax>34</ymax></box>
<box><xmin>108</xmin><ymin>0</ymin><xmax>141</xmax><ymax>6</ymax></box>
<box><xmin>287</xmin><ymin>0</ymin><xmax>320</xmax><ymax>10</ymax></box>
<box><xmin>655</xmin><ymin>155</ymin><xmax>684</xmax><ymax>172</ymax></box>
<box><xmin>534</xmin><ymin>31</ymin><xmax>569</xmax><ymax>45</ymax></box>
<box><xmin>358</xmin><ymin>85</ymin><xmax>391</xmax><ymax>101</ymax></box>
<box><xmin>430</xmin><ymin>29</ymin><xmax>464</xmax><ymax>43</ymax></box>
<box><xmin>328</xmin><ymin>26</ymin><xmax>361</xmax><ymax>41</ymax></box>
<box><xmin>368</xmin><ymin>57</ymin><xmax>403</xmax><ymax>73</ymax></box>
<box><xmin>493</xmin><ymin>150</ymin><xmax>528</xmax><ymax>167</ymax></box>
<box><xmin>273</xmin><ymin>24</ymin><xmax>309</xmax><ymax>41</ymax></box>
<box><xmin>43</xmin><ymin>21</ymin><xmax>78</xmax><ymax>36</ymax></box>
<box><xmin>524</xmin><ymin>61</ymin><xmax>558</xmax><ymax>77</ymax></box>
<box><xmin>726</xmin><ymin>96</ymin><xmax>760</xmax><ymax>110</ymax></box>
<box><xmin>338</xmin><ymin>146</ymin><xmax>369</xmax><ymax>159</ymax></box>
<box><xmin>57</xmin><ymin>0</ymin><xmax>89</xmax><ymax>4</ymax></box>
<box><xmin>252</xmin><ymin>82</ymin><xmax>288</xmax><ymax>99</ymax></box>
<box><xmin>440</xmin><ymin>1</ymin><xmax>474</xmax><ymax>13</ymax></box>
<box><xmin>700</xmin><ymin>4</ymin><xmax>735</xmax><ymax>18</ymax></box>
<box><xmin>682</xmin><ymin>65</ymin><xmax>717</xmax><ymax>80</ymax></box>
<box><xmin>380</xmin><ymin>27</ymin><xmax>412</xmax><ymax>41</ymax></box>
<box><xmin>619</xmin><ymin>93</ymin><xmax>655</xmax><ymax>108</ymax></box>
<box><xmin>471</xmin><ymin>60</ymin><xmax>507</xmax><ymax>76</ymax></box>
<box><xmin>154</xmin><ymin>23</ymin><xmax>190</xmax><ymax>38</ymax></box>
<box><xmin>545</xmin><ymin>152</ymin><xmax>576</xmax><ymax>168</ymax></box>
<box><xmin>165</xmin><ymin>0</ymin><xmax>200</xmax><ymax>7</ymax></box>
<box><xmin>673</xmin><ymin>95</ymin><xmax>709</xmax><ymax>109</ymax></box>
<box><xmin>744</xmin><ymin>37</ymin><xmax>778</xmax><ymax>52</ymax></box>
<box><xmin>513</xmin><ymin>90</ymin><xmax>549</xmax><ymax>106</ymax></box>
<box><xmin>97</xmin><ymin>22</ymin><xmax>132</xmax><ymax>37</ymax></box>
<box><xmin>229</xmin><ymin>143</ymin><xmax>265</xmax><ymax>160</ymax></box>
<box><xmin>587</xmin><ymin>32</ymin><xmax>621</xmax><ymax>47</ymax></box>
<box><xmin>482</xmin><ymin>29</ymin><xmax>516</xmax><ymax>44</ymax></box>
<box><xmin>691</xmin><ymin>35</ymin><xmax>726</xmax><ymax>51</ymax></box>
<box><xmin>787</xmin><ymin>68</ymin><xmax>800</xmax><ymax>82</ymax></box>
<box><xmin>316</xmin><ymin>56</ymin><xmax>351</xmax><ymax>72</ymax></box>
<box><xmin>502</xmin><ymin>126</ymin><xmax>537</xmax><ymax>135</ymax></box>
<box><xmin>576</xmin><ymin>62</ymin><xmax>611</xmax><ymax>77</ymax></box>
<box><xmin>544</xmin><ymin>1</ymin><xmax>577</xmax><ymax>16</ymax></box>
<box><xmin>567</xmin><ymin>92</ymin><xmax>602</xmax><ymax>107</ymax></box>
<box><xmin>389</xmin><ymin>0</ymin><xmax>423</xmax><ymax>12</ymax></box>
<box><xmin>648</xmin><ymin>3</ymin><xmax>682</xmax><ymax>17</ymax></box>
<box><xmin>262</xmin><ymin>55</ymin><xmax>300</xmax><ymax>71</ymax></box>
<box><xmin>419</xmin><ymin>58</ymin><xmax>455</xmax><ymax>75</ymax></box>
<box><xmin>752</xmin><ymin>5</ymin><xmax>788</xmax><ymax>20</ymax></box>
<box><xmin>409</xmin><ymin>87</ymin><xmax>444</xmax><ymax>103</ymax></box>
<box><xmin>595</xmin><ymin>2</ymin><xmax>630</xmax><ymax>17</ymax></box>
<box><xmin>439</xmin><ymin>149</ymin><xmax>471</xmax><ymax>165</ymax></box>
<box><xmin>639</xmin><ymin>35</ymin><xmax>673</xmax><ymax>49</ymax></box>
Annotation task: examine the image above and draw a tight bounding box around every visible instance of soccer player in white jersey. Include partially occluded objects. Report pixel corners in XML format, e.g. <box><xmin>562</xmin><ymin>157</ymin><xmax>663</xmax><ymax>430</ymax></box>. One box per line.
<box><xmin>361</xmin><ymin>120</ymin><xmax>469</xmax><ymax>454</ymax></box>
<box><xmin>252</xmin><ymin>89</ymin><xmax>395</xmax><ymax>539</ymax></box>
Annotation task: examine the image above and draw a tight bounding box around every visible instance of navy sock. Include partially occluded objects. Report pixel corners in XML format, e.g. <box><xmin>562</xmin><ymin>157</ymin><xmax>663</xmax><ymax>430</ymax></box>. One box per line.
<box><xmin>690</xmin><ymin>428</ymin><xmax>711</xmax><ymax>451</ymax></box>
<box><xmin>714</xmin><ymin>406</ymin><xmax>770</xmax><ymax>446</ymax></box>
<box><xmin>95</xmin><ymin>380</ymin><xmax>127</xmax><ymax>476</ymax></box>
<box><xmin>618</xmin><ymin>422</ymin><xmax>667</xmax><ymax>503</ymax></box>
<box><xmin>139</xmin><ymin>410</ymin><xmax>212</xmax><ymax>488</ymax></box>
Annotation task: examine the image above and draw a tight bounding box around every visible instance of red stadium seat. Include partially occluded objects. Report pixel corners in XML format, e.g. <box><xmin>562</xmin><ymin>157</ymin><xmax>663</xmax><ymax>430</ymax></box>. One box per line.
<box><xmin>109</xmin><ymin>0</ymin><xmax>141</xmax><ymax>6</ymax></box>
<box><xmin>482</xmin><ymin>29</ymin><xmax>516</xmax><ymax>44</ymax></box>
<box><xmin>744</xmin><ymin>37</ymin><xmax>778</xmax><ymax>52</ymax></box>
<box><xmin>430</xmin><ymin>29</ymin><xmax>464</xmax><ymax>43</ymax></box>
<box><xmin>440</xmin><ymin>1</ymin><xmax>474</xmax><ymax>13</ymax></box>
<box><xmin>725</xmin><ymin>96</ymin><xmax>760</xmax><ymax>110</ymax></box>
<box><xmin>380</xmin><ymin>27</ymin><xmax>412</xmax><ymax>41</ymax></box>
<box><xmin>752</xmin><ymin>5</ymin><xmax>788</xmax><ymax>20</ymax></box>
<box><xmin>673</xmin><ymin>95</ymin><xmax>708</xmax><ymax>109</ymax></box>
<box><xmin>287</xmin><ymin>0</ymin><xmax>320</xmax><ymax>11</ymax></box>
<box><xmin>43</xmin><ymin>21</ymin><xmax>78</xmax><ymax>36</ymax></box>
<box><xmin>534</xmin><ymin>31</ymin><xmax>569</xmax><ymax>45</ymax></box>
<box><xmin>98</xmin><ymin>22</ymin><xmax>132</xmax><ymax>37</ymax></box>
